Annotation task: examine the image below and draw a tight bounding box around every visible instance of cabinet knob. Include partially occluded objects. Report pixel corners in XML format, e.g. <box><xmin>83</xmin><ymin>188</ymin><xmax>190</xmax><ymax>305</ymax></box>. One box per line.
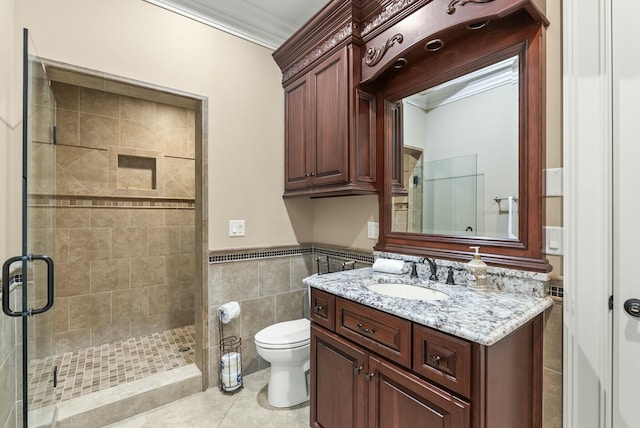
<box><xmin>430</xmin><ymin>354</ymin><xmax>441</xmax><ymax>366</ymax></box>
<box><xmin>365</xmin><ymin>372</ymin><xmax>375</xmax><ymax>382</ymax></box>
<box><xmin>356</xmin><ymin>323</ymin><xmax>375</xmax><ymax>335</ymax></box>
<box><xmin>354</xmin><ymin>365</ymin><xmax>363</xmax><ymax>374</ymax></box>
<box><xmin>313</xmin><ymin>305</ymin><xmax>323</xmax><ymax>314</ymax></box>
<box><xmin>310</xmin><ymin>172</ymin><xmax>315</xmax><ymax>176</ymax></box>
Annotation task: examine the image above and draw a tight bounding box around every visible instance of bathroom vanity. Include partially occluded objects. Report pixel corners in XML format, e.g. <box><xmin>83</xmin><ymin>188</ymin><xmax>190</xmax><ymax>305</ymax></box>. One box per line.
<box><xmin>305</xmin><ymin>268</ymin><xmax>552</xmax><ymax>428</ymax></box>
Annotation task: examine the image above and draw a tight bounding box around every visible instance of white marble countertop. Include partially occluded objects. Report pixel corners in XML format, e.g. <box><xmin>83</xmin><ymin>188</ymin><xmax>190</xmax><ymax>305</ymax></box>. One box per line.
<box><xmin>304</xmin><ymin>268</ymin><xmax>553</xmax><ymax>346</ymax></box>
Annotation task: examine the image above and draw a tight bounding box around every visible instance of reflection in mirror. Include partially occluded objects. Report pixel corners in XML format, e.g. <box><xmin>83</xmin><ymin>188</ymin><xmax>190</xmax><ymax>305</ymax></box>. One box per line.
<box><xmin>391</xmin><ymin>55</ymin><xmax>520</xmax><ymax>239</ymax></box>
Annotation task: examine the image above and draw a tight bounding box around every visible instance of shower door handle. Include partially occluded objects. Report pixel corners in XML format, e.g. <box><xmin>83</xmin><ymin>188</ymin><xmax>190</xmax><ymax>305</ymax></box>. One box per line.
<box><xmin>2</xmin><ymin>254</ymin><xmax>54</xmax><ymax>317</ymax></box>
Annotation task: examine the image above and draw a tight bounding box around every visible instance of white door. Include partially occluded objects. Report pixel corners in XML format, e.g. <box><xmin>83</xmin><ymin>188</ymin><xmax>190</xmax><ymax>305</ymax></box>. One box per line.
<box><xmin>612</xmin><ymin>2</ymin><xmax>640</xmax><ymax>427</ymax></box>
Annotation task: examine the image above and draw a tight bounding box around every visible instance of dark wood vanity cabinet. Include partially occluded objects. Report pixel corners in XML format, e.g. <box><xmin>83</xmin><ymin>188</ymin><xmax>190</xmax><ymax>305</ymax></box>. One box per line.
<box><xmin>309</xmin><ymin>288</ymin><xmax>543</xmax><ymax>428</ymax></box>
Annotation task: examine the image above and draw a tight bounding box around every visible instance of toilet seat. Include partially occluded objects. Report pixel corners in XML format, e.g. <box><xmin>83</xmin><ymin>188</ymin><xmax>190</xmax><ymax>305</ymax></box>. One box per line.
<box><xmin>254</xmin><ymin>318</ymin><xmax>310</xmax><ymax>349</ymax></box>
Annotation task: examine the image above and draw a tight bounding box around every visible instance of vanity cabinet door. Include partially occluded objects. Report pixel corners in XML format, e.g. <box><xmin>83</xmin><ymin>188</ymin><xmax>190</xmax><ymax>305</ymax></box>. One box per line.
<box><xmin>368</xmin><ymin>355</ymin><xmax>471</xmax><ymax>428</ymax></box>
<box><xmin>311</xmin><ymin>324</ymin><xmax>367</xmax><ymax>428</ymax></box>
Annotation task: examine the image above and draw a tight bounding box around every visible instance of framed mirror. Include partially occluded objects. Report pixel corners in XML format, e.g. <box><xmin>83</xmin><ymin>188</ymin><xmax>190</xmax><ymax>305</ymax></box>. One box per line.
<box><xmin>371</xmin><ymin>9</ymin><xmax>550</xmax><ymax>272</ymax></box>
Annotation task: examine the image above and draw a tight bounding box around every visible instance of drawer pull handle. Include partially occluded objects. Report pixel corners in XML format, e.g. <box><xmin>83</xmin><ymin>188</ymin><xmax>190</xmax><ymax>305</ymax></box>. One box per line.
<box><xmin>313</xmin><ymin>305</ymin><xmax>324</xmax><ymax>314</ymax></box>
<box><xmin>357</xmin><ymin>323</ymin><xmax>375</xmax><ymax>335</ymax></box>
<box><xmin>430</xmin><ymin>355</ymin><xmax>441</xmax><ymax>366</ymax></box>
<box><xmin>354</xmin><ymin>365</ymin><xmax>363</xmax><ymax>374</ymax></box>
<box><xmin>365</xmin><ymin>372</ymin><xmax>375</xmax><ymax>382</ymax></box>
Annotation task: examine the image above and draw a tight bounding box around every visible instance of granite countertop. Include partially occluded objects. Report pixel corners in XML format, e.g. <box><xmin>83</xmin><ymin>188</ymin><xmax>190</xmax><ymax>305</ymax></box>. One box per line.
<box><xmin>304</xmin><ymin>268</ymin><xmax>553</xmax><ymax>346</ymax></box>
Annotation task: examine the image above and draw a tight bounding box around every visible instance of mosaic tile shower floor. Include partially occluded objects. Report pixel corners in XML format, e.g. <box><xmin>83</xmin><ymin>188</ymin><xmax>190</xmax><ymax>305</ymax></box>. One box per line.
<box><xmin>28</xmin><ymin>325</ymin><xmax>196</xmax><ymax>409</ymax></box>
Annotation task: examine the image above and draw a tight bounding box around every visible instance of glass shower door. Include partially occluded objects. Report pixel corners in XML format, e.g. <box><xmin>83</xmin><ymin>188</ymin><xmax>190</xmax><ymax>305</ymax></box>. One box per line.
<box><xmin>1</xmin><ymin>28</ymin><xmax>57</xmax><ymax>428</ymax></box>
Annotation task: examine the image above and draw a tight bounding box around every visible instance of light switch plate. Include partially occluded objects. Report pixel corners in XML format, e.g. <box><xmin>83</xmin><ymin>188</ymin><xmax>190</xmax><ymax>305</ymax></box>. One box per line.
<box><xmin>545</xmin><ymin>168</ymin><xmax>563</xmax><ymax>196</ymax></box>
<box><xmin>367</xmin><ymin>221</ymin><xmax>379</xmax><ymax>239</ymax></box>
<box><xmin>229</xmin><ymin>220</ymin><xmax>245</xmax><ymax>237</ymax></box>
<box><xmin>544</xmin><ymin>226</ymin><xmax>563</xmax><ymax>255</ymax></box>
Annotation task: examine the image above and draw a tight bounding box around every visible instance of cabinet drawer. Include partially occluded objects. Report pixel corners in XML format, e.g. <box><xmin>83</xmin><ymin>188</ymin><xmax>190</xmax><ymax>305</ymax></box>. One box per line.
<box><xmin>310</xmin><ymin>288</ymin><xmax>335</xmax><ymax>331</ymax></box>
<box><xmin>336</xmin><ymin>298</ymin><xmax>411</xmax><ymax>369</ymax></box>
<box><xmin>413</xmin><ymin>324</ymin><xmax>472</xmax><ymax>397</ymax></box>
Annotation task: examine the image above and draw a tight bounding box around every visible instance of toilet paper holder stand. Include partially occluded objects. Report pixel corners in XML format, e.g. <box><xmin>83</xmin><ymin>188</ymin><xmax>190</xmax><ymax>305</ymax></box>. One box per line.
<box><xmin>218</xmin><ymin>308</ymin><xmax>243</xmax><ymax>394</ymax></box>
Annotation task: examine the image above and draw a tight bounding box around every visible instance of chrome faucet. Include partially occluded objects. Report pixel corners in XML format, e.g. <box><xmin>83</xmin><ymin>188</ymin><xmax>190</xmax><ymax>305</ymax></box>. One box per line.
<box><xmin>409</xmin><ymin>262</ymin><xmax>419</xmax><ymax>279</ymax></box>
<box><xmin>426</xmin><ymin>258</ymin><xmax>438</xmax><ymax>281</ymax></box>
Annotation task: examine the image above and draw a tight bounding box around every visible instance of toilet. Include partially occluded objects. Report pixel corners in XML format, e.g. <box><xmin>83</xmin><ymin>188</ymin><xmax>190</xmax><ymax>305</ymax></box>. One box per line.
<box><xmin>254</xmin><ymin>318</ymin><xmax>310</xmax><ymax>408</ymax></box>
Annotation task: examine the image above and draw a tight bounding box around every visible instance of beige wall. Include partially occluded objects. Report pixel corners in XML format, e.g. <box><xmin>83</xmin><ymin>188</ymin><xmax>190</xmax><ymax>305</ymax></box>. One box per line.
<box><xmin>544</xmin><ymin>0</ymin><xmax>564</xmax><ymax>277</ymax></box>
<box><xmin>13</xmin><ymin>0</ymin><xmax>313</xmax><ymax>251</ymax></box>
<box><xmin>11</xmin><ymin>0</ymin><xmax>562</xmax><ymax>263</ymax></box>
<box><xmin>311</xmin><ymin>196</ymin><xmax>379</xmax><ymax>251</ymax></box>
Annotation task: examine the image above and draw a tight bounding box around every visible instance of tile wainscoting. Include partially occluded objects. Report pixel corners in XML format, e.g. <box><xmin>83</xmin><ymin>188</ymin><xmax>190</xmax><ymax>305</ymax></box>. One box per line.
<box><xmin>207</xmin><ymin>245</ymin><xmax>373</xmax><ymax>387</ymax></box>
<box><xmin>207</xmin><ymin>244</ymin><xmax>562</xmax><ymax>427</ymax></box>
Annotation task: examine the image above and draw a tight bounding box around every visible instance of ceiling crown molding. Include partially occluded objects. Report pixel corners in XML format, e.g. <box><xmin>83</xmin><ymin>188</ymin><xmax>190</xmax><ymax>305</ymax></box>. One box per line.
<box><xmin>144</xmin><ymin>0</ymin><xmax>303</xmax><ymax>49</ymax></box>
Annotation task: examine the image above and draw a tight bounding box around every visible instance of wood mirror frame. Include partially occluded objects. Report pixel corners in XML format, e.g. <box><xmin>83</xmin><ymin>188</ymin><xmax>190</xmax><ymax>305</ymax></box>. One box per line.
<box><xmin>364</xmin><ymin>4</ymin><xmax>550</xmax><ymax>272</ymax></box>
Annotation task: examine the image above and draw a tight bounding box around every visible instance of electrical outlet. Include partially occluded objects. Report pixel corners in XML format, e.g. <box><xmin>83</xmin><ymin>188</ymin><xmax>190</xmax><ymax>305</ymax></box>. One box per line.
<box><xmin>229</xmin><ymin>220</ymin><xmax>245</xmax><ymax>237</ymax></box>
<box><xmin>367</xmin><ymin>221</ymin><xmax>379</xmax><ymax>239</ymax></box>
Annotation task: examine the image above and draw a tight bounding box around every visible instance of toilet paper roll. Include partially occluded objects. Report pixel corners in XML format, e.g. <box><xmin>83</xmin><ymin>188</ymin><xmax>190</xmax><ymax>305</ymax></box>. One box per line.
<box><xmin>218</xmin><ymin>301</ymin><xmax>241</xmax><ymax>324</ymax></box>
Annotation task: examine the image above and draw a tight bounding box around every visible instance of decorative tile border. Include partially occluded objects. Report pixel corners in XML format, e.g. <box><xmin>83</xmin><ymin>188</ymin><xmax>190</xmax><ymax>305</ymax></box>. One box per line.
<box><xmin>208</xmin><ymin>244</ymin><xmax>561</xmax><ymax>299</ymax></box>
<box><xmin>314</xmin><ymin>245</ymin><xmax>375</xmax><ymax>264</ymax></box>
<box><xmin>0</xmin><ymin>262</ymin><xmax>24</xmax><ymax>297</ymax></box>
<box><xmin>9</xmin><ymin>274</ymin><xmax>22</xmax><ymax>287</ymax></box>
<box><xmin>548</xmin><ymin>285</ymin><xmax>564</xmax><ymax>299</ymax></box>
<box><xmin>28</xmin><ymin>195</ymin><xmax>195</xmax><ymax>209</ymax></box>
<box><xmin>209</xmin><ymin>244</ymin><xmax>374</xmax><ymax>265</ymax></box>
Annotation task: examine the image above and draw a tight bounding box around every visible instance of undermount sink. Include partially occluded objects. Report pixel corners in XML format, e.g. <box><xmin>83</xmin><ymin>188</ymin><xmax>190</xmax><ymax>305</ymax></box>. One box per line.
<box><xmin>366</xmin><ymin>283</ymin><xmax>450</xmax><ymax>301</ymax></box>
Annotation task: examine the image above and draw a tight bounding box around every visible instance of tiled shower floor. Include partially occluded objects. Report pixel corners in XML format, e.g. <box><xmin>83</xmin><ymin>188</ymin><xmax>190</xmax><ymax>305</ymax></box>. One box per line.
<box><xmin>28</xmin><ymin>325</ymin><xmax>196</xmax><ymax>409</ymax></box>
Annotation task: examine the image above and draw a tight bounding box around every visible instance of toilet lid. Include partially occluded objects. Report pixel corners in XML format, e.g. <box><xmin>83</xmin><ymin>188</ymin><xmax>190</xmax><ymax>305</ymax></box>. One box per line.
<box><xmin>254</xmin><ymin>318</ymin><xmax>310</xmax><ymax>349</ymax></box>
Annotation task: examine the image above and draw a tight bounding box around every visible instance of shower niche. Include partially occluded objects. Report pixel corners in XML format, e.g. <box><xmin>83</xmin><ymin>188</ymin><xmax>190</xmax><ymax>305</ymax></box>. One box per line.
<box><xmin>110</xmin><ymin>148</ymin><xmax>165</xmax><ymax>196</ymax></box>
<box><xmin>111</xmin><ymin>148</ymin><xmax>165</xmax><ymax>196</ymax></box>
<box><xmin>117</xmin><ymin>154</ymin><xmax>157</xmax><ymax>190</ymax></box>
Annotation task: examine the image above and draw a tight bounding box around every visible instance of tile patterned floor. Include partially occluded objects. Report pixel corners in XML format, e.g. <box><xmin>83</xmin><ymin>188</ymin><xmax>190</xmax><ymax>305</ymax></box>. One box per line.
<box><xmin>28</xmin><ymin>325</ymin><xmax>196</xmax><ymax>409</ymax></box>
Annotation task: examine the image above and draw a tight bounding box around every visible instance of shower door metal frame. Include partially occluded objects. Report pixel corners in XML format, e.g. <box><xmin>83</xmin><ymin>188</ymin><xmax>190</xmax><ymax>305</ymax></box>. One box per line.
<box><xmin>1</xmin><ymin>28</ymin><xmax>57</xmax><ymax>428</ymax></box>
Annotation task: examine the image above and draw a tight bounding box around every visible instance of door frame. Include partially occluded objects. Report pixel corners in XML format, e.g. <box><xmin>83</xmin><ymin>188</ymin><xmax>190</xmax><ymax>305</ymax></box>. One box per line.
<box><xmin>562</xmin><ymin>0</ymin><xmax>613</xmax><ymax>427</ymax></box>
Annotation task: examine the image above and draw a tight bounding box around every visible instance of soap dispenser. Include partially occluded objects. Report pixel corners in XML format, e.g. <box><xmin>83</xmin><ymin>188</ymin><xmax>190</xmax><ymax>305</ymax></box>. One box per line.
<box><xmin>466</xmin><ymin>246</ymin><xmax>487</xmax><ymax>290</ymax></box>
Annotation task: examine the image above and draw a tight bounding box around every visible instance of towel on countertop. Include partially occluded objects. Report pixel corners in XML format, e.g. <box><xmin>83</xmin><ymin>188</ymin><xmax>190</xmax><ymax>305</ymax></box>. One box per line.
<box><xmin>372</xmin><ymin>258</ymin><xmax>405</xmax><ymax>274</ymax></box>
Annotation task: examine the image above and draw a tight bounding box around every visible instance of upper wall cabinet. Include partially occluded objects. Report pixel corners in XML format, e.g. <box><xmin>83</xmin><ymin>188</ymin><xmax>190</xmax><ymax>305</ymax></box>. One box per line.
<box><xmin>276</xmin><ymin>0</ymin><xmax>549</xmax><ymax>271</ymax></box>
<box><xmin>274</xmin><ymin>4</ymin><xmax>377</xmax><ymax>198</ymax></box>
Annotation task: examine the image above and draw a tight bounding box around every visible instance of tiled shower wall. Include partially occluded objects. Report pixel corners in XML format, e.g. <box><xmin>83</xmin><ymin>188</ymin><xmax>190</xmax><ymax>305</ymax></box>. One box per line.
<box><xmin>27</xmin><ymin>82</ymin><xmax>197</xmax><ymax>357</ymax></box>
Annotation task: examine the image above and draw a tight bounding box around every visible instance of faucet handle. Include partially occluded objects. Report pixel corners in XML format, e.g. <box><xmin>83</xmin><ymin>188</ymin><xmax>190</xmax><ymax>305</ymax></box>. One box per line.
<box><xmin>410</xmin><ymin>262</ymin><xmax>419</xmax><ymax>279</ymax></box>
<box><xmin>446</xmin><ymin>266</ymin><xmax>455</xmax><ymax>285</ymax></box>
<box><xmin>426</xmin><ymin>258</ymin><xmax>438</xmax><ymax>281</ymax></box>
